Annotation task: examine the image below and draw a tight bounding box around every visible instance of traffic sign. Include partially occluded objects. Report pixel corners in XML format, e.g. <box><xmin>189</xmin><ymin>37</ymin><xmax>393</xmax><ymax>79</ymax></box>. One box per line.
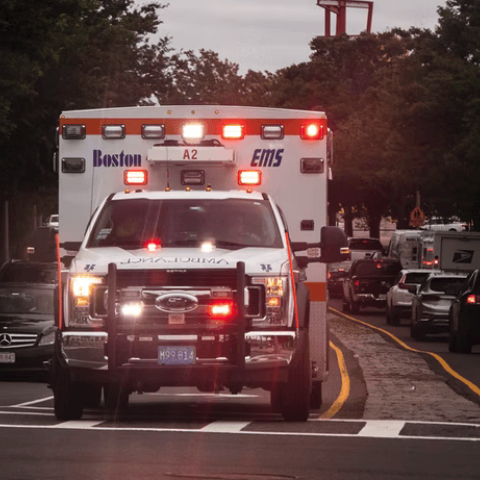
<box><xmin>409</xmin><ymin>207</ymin><xmax>425</xmax><ymax>227</ymax></box>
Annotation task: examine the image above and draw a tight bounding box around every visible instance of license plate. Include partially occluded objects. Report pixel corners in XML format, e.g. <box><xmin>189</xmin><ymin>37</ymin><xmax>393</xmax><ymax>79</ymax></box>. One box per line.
<box><xmin>168</xmin><ymin>313</ymin><xmax>185</xmax><ymax>325</ymax></box>
<box><xmin>0</xmin><ymin>353</ymin><xmax>15</xmax><ymax>364</ymax></box>
<box><xmin>158</xmin><ymin>346</ymin><xmax>196</xmax><ymax>365</ymax></box>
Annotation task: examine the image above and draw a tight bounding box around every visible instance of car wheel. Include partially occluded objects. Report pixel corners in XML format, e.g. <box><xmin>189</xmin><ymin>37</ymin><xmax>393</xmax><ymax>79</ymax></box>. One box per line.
<box><xmin>310</xmin><ymin>382</ymin><xmax>322</xmax><ymax>410</ymax></box>
<box><xmin>448</xmin><ymin>317</ymin><xmax>472</xmax><ymax>354</ymax></box>
<box><xmin>350</xmin><ymin>302</ymin><xmax>359</xmax><ymax>314</ymax></box>
<box><xmin>279</xmin><ymin>333</ymin><xmax>311</xmax><ymax>422</ymax></box>
<box><xmin>390</xmin><ymin>306</ymin><xmax>400</xmax><ymax>326</ymax></box>
<box><xmin>53</xmin><ymin>358</ymin><xmax>84</xmax><ymax>421</ymax></box>
<box><xmin>386</xmin><ymin>303</ymin><xmax>392</xmax><ymax>325</ymax></box>
<box><xmin>410</xmin><ymin>322</ymin><xmax>425</xmax><ymax>340</ymax></box>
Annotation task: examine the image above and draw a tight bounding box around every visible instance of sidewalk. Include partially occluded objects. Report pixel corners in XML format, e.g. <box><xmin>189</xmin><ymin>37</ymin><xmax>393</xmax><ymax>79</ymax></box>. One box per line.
<box><xmin>329</xmin><ymin>312</ymin><xmax>480</xmax><ymax>423</ymax></box>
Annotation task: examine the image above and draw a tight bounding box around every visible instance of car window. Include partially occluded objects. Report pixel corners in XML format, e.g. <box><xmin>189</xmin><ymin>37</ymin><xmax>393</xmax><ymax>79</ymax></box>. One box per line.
<box><xmin>354</xmin><ymin>261</ymin><xmax>401</xmax><ymax>276</ymax></box>
<box><xmin>0</xmin><ymin>263</ymin><xmax>58</xmax><ymax>284</ymax></box>
<box><xmin>0</xmin><ymin>286</ymin><xmax>54</xmax><ymax>315</ymax></box>
<box><xmin>348</xmin><ymin>239</ymin><xmax>383</xmax><ymax>251</ymax></box>
<box><xmin>405</xmin><ymin>272</ymin><xmax>430</xmax><ymax>284</ymax></box>
<box><xmin>429</xmin><ymin>277</ymin><xmax>466</xmax><ymax>293</ymax></box>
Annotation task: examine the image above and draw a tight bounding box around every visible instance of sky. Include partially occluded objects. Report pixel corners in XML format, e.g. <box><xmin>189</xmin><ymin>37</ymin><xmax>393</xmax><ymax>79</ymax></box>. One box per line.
<box><xmin>149</xmin><ymin>0</ymin><xmax>447</xmax><ymax>75</ymax></box>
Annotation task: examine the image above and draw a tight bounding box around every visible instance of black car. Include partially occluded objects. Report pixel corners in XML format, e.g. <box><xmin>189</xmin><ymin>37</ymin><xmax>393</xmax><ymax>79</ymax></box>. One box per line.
<box><xmin>448</xmin><ymin>269</ymin><xmax>480</xmax><ymax>353</ymax></box>
<box><xmin>0</xmin><ymin>261</ymin><xmax>58</xmax><ymax>379</ymax></box>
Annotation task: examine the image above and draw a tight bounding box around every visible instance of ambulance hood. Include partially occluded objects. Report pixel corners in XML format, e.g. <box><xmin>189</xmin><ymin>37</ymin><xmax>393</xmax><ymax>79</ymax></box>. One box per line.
<box><xmin>71</xmin><ymin>246</ymin><xmax>289</xmax><ymax>276</ymax></box>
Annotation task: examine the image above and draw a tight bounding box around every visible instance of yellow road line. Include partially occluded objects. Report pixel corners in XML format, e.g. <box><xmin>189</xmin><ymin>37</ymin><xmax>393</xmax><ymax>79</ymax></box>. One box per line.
<box><xmin>321</xmin><ymin>340</ymin><xmax>351</xmax><ymax>418</ymax></box>
<box><xmin>329</xmin><ymin>307</ymin><xmax>480</xmax><ymax>399</ymax></box>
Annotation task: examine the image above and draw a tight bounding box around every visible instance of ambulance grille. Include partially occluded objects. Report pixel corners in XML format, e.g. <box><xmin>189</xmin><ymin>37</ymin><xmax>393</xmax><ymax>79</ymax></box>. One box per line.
<box><xmin>93</xmin><ymin>270</ymin><xmax>264</xmax><ymax>318</ymax></box>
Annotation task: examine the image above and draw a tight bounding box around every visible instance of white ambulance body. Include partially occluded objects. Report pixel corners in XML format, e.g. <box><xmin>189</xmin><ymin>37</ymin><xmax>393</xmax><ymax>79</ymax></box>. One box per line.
<box><xmin>54</xmin><ymin>105</ymin><xmax>346</xmax><ymax>421</ymax></box>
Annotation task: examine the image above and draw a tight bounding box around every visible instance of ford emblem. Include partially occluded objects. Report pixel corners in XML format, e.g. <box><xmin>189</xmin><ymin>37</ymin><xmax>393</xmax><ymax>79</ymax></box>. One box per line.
<box><xmin>155</xmin><ymin>293</ymin><xmax>198</xmax><ymax>313</ymax></box>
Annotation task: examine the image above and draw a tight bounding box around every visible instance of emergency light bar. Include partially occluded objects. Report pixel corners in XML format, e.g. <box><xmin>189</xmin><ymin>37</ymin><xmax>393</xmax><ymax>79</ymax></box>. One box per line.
<box><xmin>238</xmin><ymin>170</ymin><xmax>262</xmax><ymax>186</ymax></box>
<box><xmin>124</xmin><ymin>170</ymin><xmax>148</xmax><ymax>185</ymax></box>
<box><xmin>301</xmin><ymin>123</ymin><xmax>323</xmax><ymax>140</ymax></box>
<box><xmin>261</xmin><ymin>125</ymin><xmax>284</xmax><ymax>140</ymax></box>
<box><xmin>103</xmin><ymin>125</ymin><xmax>125</xmax><ymax>139</ymax></box>
<box><xmin>62</xmin><ymin>124</ymin><xmax>86</xmax><ymax>140</ymax></box>
<box><xmin>142</xmin><ymin>124</ymin><xmax>165</xmax><ymax>139</ymax></box>
<box><xmin>182</xmin><ymin>124</ymin><xmax>205</xmax><ymax>143</ymax></box>
<box><xmin>222</xmin><ymin>125</ymin><xmax>244</xmax><ymax>139</ymax></box>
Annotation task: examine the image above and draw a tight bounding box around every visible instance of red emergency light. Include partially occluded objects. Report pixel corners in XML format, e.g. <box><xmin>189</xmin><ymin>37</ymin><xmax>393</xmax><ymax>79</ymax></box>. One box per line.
<box><xmin>144</xmin><ymin>238</ymin><xmax>161</xmax><ymax>252</ymax></box>
<box><xmin>238</xmin><ymin>170</ymin><xmax>262</xmax><ymax>186</ymax></box>
<box><xmin>124</xmin><ymin>170</ymin><xmax>148</xmax><ymax>185</ymax></box>
<box><xmin>207</xmin><ymin>300</ymin><xmax>235</xmax><ymax>320</ymax></box>
<box><xmin>222</xmin><ymin>124</ymin><xmax>244</xmax><ymax>140</ymax></box>
<box><xmin>301</xmin><ymin>123</ymin><xmax>323</xmax><ymax>140</ymax></box>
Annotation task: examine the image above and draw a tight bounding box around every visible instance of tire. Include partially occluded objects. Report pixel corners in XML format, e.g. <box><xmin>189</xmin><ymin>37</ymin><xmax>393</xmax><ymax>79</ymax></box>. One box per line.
<box><xmin>449</xmin><ymin>320</ymin><xmax>472</xmax><ymax>354</ymax></box>
<box><xmin>104</xmin><ymin>383</ymin><xmax>129</xmax><ymax>414</ymax></box>
<box><xmin>52</xmin><ymin>358</ymin><xmax>84</xmax><ymax>421</ymax></box>
<box><xmin>386</xmin><ymin>304</ymin><xmax>392</xmax><ymax>325</ymax></box>
<box><xmin>310</xmin><ymin>382</ymin><xmax>322</xmax><ymax>410</ymax></box>
<box><xmin>350</xmin><ymin>302</ymin><xmax>359</xmax><ymax>314</ymax></box>
<box><xmin>279</xmin><ymin>333</ymin><xmax>311</xmax><ymax>422</ymax></box>
<box><xmin>390</xmin><ymin>307</ymin><xmax>400</xmax><ymax>326</ymax></box>
<box><xmin>410</xmin><ymin>322</ymin><xmax>425</xmax><ymax>340</ymax></box>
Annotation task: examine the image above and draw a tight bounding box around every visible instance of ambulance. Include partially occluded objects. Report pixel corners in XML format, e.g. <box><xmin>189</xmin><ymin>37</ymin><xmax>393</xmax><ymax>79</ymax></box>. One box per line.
<box><xmin>53</xmin><ymin>105</ymin><xmax>348</xmax><ymax>422</ymax></box>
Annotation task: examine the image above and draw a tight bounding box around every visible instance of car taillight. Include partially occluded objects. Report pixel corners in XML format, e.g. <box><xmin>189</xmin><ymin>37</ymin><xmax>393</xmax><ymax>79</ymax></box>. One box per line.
<box><xmin>354</xmin><ymin>280</ymin><xmax>360</xmax><ymax>289</ymax></box>
<box><xmin>466</xmin><ymin>294</ymin><xmax>480</xmax><ymax>304</ymax></box>
<box><xmin>398</xmin><ymin>283</ymin><xmax>410</xmax><ymax>290</ymax></box>
<box><xmin>207</xmin><ymin>300</ymin><xmax>235</xmax><ymax>320</ymax></box>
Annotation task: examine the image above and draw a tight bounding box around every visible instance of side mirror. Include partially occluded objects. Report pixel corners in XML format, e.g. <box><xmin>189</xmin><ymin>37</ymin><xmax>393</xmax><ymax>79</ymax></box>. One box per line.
<box><xmin>320</xmin><ymin>226</ymin><xmax>349</xmax><ymax>263</ymax></box>
<box><xmin>62</xmin><ymin>241</ymin><xmax>82</xmax><ymax>251</ymax></box>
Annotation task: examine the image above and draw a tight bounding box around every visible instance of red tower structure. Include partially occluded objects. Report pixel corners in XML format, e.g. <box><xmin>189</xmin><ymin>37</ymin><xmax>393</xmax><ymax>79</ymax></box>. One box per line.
<box><xmin>317</xmin><ymin>0</ymin><xmax>374</xmax><ymax>37</ymax></box>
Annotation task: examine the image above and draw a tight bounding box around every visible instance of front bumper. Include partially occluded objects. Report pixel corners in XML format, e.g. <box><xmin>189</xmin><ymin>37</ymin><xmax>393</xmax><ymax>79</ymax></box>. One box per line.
<box><xmin>59</xmin><ymin>330</ymin><xmax>297</xmax><ymax>389</ymax></box>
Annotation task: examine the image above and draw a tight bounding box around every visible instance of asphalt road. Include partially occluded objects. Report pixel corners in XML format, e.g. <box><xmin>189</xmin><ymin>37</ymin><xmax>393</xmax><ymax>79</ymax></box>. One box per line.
<box><xmin>2</xmin><ymin>299</ymin><xmax>480</xmax><ymax>480</ymax></box>
<box><xmin>328</xmin><ymin>297</ymin><xmax>480</xmax><ymax>401</ymax></box>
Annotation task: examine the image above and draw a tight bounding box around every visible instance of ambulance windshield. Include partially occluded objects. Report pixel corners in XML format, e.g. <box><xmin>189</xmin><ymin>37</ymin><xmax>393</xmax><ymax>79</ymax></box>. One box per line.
<box><xmin>87</xmin><ymin>198</ymin><xmax>283</xmax><ymax>250</ymax></box>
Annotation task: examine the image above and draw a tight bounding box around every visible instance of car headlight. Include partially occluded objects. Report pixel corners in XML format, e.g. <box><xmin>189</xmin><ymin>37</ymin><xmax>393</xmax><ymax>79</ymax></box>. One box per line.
<box><xmin>252</xmin><ymin>277</ymin><xmax>289</xmax><ymax>326</ymax></box>
<box><xmin>69</xmin><ymin>275</ymin><xmax>104</xmax><ymax>327</ymax></box>
<box><xmin>38</xmin><ymin>331</ymin><xmax>55</xmax><ymax>346</ymax></box>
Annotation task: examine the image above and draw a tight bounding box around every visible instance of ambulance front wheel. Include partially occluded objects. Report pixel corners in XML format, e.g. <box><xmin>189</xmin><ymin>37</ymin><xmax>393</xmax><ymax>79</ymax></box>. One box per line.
<box><xmin>52</xmin><ymin>357</ymin><xmax>84</xmax><ymax>421</ymax></box>
<box><xmin>310</xmin><ymin>382</ymin><xmax>322</xmax><ymax>410</ymax></box>
<box><xmin>279</xmin><ymin>333</ymin><xmax>311</xmax><ymax>422</ymax></box>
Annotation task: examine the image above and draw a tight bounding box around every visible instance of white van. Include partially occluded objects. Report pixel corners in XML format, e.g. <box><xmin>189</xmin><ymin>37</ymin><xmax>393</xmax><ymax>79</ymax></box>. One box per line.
<box><xmin>387</xmin><ymin>230</ymin><xmax>422</xmax><ymax>269</ymax></box>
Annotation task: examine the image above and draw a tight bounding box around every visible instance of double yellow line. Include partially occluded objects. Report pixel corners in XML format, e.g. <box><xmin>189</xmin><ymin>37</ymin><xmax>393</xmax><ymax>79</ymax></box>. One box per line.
<box><xmin>320</xmin><ymin>307</ymin><xmax>480</xmax><ymax>419</ymax></box>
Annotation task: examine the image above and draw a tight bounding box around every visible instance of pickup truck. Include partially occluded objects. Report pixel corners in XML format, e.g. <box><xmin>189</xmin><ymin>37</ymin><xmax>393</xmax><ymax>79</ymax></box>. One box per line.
<box><xmin>342</xmin><ymin>258</ymin><xmax>402</xmax><ymax>314</ymax></box>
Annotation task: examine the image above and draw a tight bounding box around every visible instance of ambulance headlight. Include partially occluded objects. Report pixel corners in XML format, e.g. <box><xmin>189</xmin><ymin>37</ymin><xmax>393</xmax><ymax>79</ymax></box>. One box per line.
<box><xmin>182</xmin><ymin>124</ymin><xmax>205</xmax><ymax>143</ymax></box>
<box><xmin>252</xmin><ymin>277</ymin><xmax>288</xmax><ymax>326</ymax></box>
<box><xmin>72</xmin><ymin>276</ymin><xmax>103</xmax><ymax>298</ymax></box>
<box><xmin>121</xmin><ymin>302</ymin><xmax>143</xmax><ymax>318</ymax></box>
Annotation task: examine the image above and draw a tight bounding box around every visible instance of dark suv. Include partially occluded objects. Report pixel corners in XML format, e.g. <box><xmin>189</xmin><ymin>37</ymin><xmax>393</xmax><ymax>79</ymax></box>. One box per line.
<box><xmin>448</xmin><ymin>269</ymin><xmax>480</xmax><ymax>353</ymax></box>
<box><xmin>0</xmin><ymin>261</ymin><xmax>58</xmax><ymax>379</ymax></box>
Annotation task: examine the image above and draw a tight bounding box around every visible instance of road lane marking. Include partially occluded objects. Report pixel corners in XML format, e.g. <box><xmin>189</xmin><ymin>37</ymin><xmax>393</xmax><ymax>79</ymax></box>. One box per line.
<box><xmin>319</xmin><ymin>341</ymin><xmax>351</xmax><ymax>419</ymax></box>
<box><xmin>56</xmin><ymin>420</ymin><xmax>105</xmax><ymax>429</ymax></box>
<box><xmin>329</xmin><ymin>307</ymin><xmax>480</xmax><ymax>400</ymax></box>
<box><xmin>0</xmin><ymin>410</ymin><xmax>52</xmax><ymax>417</ymax></box>
<box><xmin>358</xmin><ymin>420</ymin><xmax>406</xmax><ymax>437</ymax></box>
<box><xmin>200</xmin><ymin>421</ymin><xmax>251</xmax><ymax>432</ymax></box>
<box><xmin>0</xmin><ymin>420</ymin><xmax>480</xmax><ymax>441</ymax></box>
<box><xmin>13</xmin><ymin>396</ymin><xmax>53</xmax><ymax>407</ymax></box>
